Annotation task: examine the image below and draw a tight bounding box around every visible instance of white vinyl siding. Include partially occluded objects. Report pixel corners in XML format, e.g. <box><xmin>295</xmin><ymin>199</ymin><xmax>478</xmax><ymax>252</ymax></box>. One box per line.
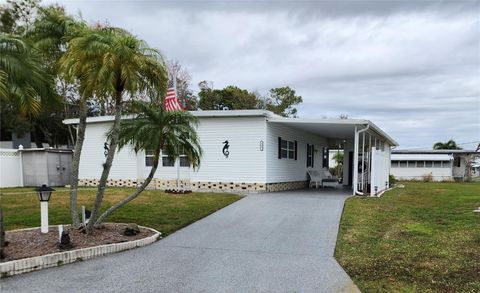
<box><xmin>79</xmin><ymin>122</ymin><xmax>138</xmax><ymax>180</ymax></box>
<box><xmin>266</xmin><ymin>122</ymin><xmax>327</xmax><ymax>183</ymax></box>
<box><xmin>189</xmin><ymin>116</ymin><xmax>267</xmax><ymax>183</ymax></box>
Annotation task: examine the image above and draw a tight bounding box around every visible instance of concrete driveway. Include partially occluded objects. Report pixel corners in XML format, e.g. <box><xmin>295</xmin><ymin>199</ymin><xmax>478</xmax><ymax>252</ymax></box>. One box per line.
<box><xmin>1</xmin><ymin>190</ymin><xmax>359</xmax><ymax>293</ymax></box>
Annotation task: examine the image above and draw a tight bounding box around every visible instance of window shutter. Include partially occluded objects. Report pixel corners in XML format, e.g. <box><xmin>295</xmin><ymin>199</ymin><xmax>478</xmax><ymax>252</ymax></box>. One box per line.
<box><xmin>306</xmin><ymin>144</ymin><xmax>310</xmax><ymax>167</ymax></box>
<box><xmin>326</xmin><ymin>148</ymin><xmax>329</xmax><ymax>168</ymax></box>
<box><xmin>278</xmin><ymin>137</ymin><xmax>282</xmax><ymax>159</ymax></box>
<box><xmin>294</xmin><ymin>141</ymin><xmax>297</xmax><ymax>160</ymax></box>
<box><xmin>312</xmin><ymin>144</ymin><xmax>314</xmax><ymax>168</ymax></box>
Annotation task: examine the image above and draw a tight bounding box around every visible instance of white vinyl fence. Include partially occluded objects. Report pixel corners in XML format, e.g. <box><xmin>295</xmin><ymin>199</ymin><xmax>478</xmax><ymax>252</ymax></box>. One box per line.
<box><xmin>370</xmin><ymin>147</ymin><xmax>389</xmax><ymax>196</ymax></box>
<box><xmin>0</xmin><ymin>148</ymin><xmax>23</xmax><ymax>188</ymax></box>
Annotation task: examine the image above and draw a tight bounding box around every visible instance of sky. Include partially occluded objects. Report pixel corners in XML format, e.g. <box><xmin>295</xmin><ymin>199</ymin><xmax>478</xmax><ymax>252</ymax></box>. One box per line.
<box><xmin>48</xmin><ymin>0</ymin><xmax>480</xmax><ymax>149</ymax></box>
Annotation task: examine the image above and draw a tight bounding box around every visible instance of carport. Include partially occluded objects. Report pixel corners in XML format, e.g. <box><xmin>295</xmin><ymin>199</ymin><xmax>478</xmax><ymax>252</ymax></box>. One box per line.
<box><xmin>267</xmin><ymin>117</ymin><xmax>398</xmax><ymax>196</ymax></box>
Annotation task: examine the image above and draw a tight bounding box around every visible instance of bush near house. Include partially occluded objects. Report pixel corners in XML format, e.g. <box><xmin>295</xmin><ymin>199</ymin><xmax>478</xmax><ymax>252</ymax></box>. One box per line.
<box><xmin>0</xmin><ymin>188</ymin><xmax>241</xmax><ymax>236</ymax></box>
<box><xmin>335</xmin><ymin>182</ymin><xmax>480</xmax><ymax>293</ymax></box>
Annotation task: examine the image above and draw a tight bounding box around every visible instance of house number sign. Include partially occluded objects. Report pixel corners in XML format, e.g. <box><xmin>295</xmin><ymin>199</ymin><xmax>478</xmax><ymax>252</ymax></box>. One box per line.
<box><xmin>222</xmin><ymin>140</ymin><xmax>230</xmax><ymax>158</ymax></box>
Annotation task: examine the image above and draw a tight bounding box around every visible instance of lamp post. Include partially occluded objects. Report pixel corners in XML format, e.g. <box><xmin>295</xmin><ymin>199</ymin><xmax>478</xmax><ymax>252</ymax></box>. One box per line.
<box><xmin>36</xmin><ymin>185</ymin><xmax>55</xmax><ymax>233</ymax></box>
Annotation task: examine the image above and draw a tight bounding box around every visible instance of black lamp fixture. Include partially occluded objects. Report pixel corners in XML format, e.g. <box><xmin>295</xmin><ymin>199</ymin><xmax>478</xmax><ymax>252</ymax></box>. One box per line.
<box><xmin>36</xmin><ymin>184</ymin><xmax>55</xmax><ymax>202</ymax></box>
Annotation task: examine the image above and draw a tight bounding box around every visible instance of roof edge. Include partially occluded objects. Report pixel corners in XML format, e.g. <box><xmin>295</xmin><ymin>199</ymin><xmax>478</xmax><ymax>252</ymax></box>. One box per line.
<box><xmin>267</xmin><ymin>117</ymin><xmax>398</xmax><ymax>146</ymax></box>
<box><xmin>63</xmin><ymin>109</ymin><xmax>278</xmax><ymax>125</ymax></box>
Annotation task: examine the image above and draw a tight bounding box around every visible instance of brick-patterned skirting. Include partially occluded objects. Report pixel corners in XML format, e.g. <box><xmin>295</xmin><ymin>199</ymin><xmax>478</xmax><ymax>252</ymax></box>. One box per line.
<box><xmin>192</xmin><ymin>181</ymin><xmax>266</xmax><ymax>192</ymax></box>
<box><xmin>78</xmin><ymin>179</ymin><xmax>308</xmax><ymax>193</ymax></box>
<box><xmin>266</xmin><ymin>180</ymin><xmax>309</xmax><ymax>192</ymax></box>
<box><xmin>0</xmin><ymin>225</ymin><xmax>160</xmax><ymax>278</ymax></box>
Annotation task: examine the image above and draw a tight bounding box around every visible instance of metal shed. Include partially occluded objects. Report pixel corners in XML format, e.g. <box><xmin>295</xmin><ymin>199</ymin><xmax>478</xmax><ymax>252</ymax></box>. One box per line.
<box><xmin>21</xmin><ymin>148</ymin><xmax>73</xmax><ymax>187</ymax></box>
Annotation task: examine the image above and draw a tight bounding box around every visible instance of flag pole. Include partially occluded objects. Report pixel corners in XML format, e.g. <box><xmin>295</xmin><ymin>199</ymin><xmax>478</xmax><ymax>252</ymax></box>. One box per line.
<box><xmin>174</xmin><ymin>75</ymin><xmax>181</xmax><ymax>191</ymax></box>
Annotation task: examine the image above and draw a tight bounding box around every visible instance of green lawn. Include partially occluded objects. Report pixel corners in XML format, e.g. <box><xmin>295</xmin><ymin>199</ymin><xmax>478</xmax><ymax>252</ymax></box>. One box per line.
<box><xmin>0</xmin><ymin>187</ymin><xmax>242</xmax><ymax>236</ymax></box>
<box><xmin>335</xmin><ymin>182</ymin><xmax>480</xmax><ymax>293</ymax></box>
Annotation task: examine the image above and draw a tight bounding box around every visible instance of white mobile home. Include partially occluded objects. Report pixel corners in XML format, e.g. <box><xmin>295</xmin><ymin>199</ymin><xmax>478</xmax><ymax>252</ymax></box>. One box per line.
<box><xmin>391</xmin><ymin>149</ymin><xmax>480</xmax><ymax>181</ymax></box>
<box><xmin>64</xmin><ymin>110</ymin><xmax>397</xmax><ymax>195</ymax></box>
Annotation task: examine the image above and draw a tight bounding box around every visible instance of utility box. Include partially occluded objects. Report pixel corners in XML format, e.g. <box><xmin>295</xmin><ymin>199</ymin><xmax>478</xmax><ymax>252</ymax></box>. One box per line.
<box><xmin>21</xmin><ymin>149</ymin><xmax>73</xmax><ymax>187</ymax></box>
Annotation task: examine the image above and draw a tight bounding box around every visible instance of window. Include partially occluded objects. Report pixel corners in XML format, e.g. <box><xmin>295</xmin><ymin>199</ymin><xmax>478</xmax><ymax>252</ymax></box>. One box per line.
<box><xmin>162</xmin><ymin>151</ymin><xmax>174</xmax><ymax>167</ymax></box>
<box><xmin>416</xmin><ymin>161</ymin><xmax>425</xmax><ymax>168</ymax></box>
<box><xmin>391</xmin><ymin>160</ymin><xmax>399</xmax><ymax>167</ymax></box>
<box><xmin>288</xmin><ymin>141</ymin><xmax>295</xmax><ymax>159</ymax></box>
<box><xmin>425</xmin><ymin>161</ymin><xmax>433</xmax><ymax>167</ymax></box>
<box><xmin>278</xmin><ymin>137</ymin><xmax>297</xmax><ymax>160</ymax></box>
<box><xmin>454</xmin><ymin>157</ymin><xmax>461</xmax><ymax>167</ymax></box>
<box><xmin>407</xmin><ymin>161</ymin><xmax>416</xmax><ymax>168</ymax></box>
<box><xmin>145</xmin><ymin>150</ymin><xmax>155</xmax><ymax>167</ymax></box>
<box><xmin>399</xmin><ymin>161</ymin><xmax>407</xmax><ymax>168</ymax></box>
<box><xmin>307</xmin><ymin>144</ymin><xmax>314</xmax><ymax>167</ymax></box>
<box><xmin>442</xmin><ymin>161</ymin><xmax>451</xmax><ymax>168</ymax></box>
<box><xmin>433</xmin><ymin>161</ymin><xmax>442</xmax><ymax>168</ymax></box>
<box><xmin>180</xmin><ymin>155</ymin><xmax>190</xmax><ymax>167</ymax></box>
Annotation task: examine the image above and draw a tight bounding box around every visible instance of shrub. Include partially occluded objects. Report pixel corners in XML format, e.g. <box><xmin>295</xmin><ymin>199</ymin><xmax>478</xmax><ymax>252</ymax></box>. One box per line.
<box><xmin>422</xmin><ymin>173</ymin><xmax>433</xmax><ymax>182</ymax></box>
<box><xmin>389</xmin><ymin>174</ymin><xmax>396</xmax><ymax>186</ymax></box>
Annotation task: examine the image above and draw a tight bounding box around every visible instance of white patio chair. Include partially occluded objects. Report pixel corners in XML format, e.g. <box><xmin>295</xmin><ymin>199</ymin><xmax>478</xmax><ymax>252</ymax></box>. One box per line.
<box><xmin>307</xmin><ymin>169</ymin><xmax>322</xmax><ymax>188</ymax></box>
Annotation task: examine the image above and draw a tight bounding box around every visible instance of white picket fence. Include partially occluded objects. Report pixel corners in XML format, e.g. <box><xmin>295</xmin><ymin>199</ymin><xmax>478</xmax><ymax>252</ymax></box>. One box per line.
<box><xmin>0</xmin><ymin>148</ymin><xmax>23</xmax><ymax>188</ymax></box>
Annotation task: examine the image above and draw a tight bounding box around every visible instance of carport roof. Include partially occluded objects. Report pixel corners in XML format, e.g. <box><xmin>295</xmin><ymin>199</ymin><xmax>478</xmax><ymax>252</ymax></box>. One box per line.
<box><xmin>267</xmin><ymin>117</ymin><xmax>398</xmax><ymax>146</ymax></box>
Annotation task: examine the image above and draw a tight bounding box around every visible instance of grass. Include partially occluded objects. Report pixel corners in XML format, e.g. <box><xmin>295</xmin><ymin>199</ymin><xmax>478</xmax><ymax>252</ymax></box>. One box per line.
<box><xmin>335</xmin><ymin>182</ymin><xmax>480</xmax><ymax>293</ymax></box>
<box><xmin>0</xmin><ymin>187</ymin><xmax>242</xmax><ymax>236</ymax></box>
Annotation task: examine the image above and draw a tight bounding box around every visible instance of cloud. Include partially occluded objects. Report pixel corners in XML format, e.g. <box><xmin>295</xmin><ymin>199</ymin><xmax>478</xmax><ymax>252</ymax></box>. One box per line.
<box><xmin>51</xmin><ymin>0</ymin><xmax>480</xmax><ymax>148</ymax></box>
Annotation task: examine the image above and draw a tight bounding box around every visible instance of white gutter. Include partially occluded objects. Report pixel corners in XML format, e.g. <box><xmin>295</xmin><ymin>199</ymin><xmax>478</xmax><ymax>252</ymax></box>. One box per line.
<box><xmin>353</xmin><ymin>124</ymin><xmax>370</xmax><ymax>195</ymax></box>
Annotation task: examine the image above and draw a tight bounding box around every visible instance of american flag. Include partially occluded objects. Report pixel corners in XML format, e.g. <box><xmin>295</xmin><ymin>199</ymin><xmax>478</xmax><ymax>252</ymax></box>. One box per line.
<box><xmin>164</xmin><ymin>79</ymin><xmax>184</xmax><ymax>111</ymax></box>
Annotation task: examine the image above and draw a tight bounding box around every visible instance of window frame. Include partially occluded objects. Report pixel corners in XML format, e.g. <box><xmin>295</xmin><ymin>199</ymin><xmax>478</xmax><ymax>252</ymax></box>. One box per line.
<box><xmin>161</xmin><ymin>151</ymin><xmax>175</xmax><ymax>167</ymax></box>
<box><xmin>179</xmin><ymin>155</ymin><xmax>190</xmax><ymax>167</ymax></box>
<box><xmin>442</xmin><ymin>161</ymin><xmax>451</xmax><ymax>168</ymax></box>
<box><xmin>145</xmin><ymin>150</ymin><xmax>155</xmax><ymax>167</ymax></box>
<box><xmin>279</xmin><ymin>138</ymin><xmax>296</xmax><ymax>160</ymax></box>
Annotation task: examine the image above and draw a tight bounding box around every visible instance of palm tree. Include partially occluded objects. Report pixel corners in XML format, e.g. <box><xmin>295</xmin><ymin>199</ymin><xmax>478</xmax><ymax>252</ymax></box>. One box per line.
<box><xmin>0</xmin><ymin>34</ymin><xmax>55</xmax><ymax>116</ymax></box>
<box><xmin>61</xmin><ymin>26</ymin><xmax>167</xmax><ymax>233</ymax></box>
<box><xmin>433</xmin><ymin>140</ymin><xmax>462</xmax><ymax>150</ymax></box>
<box><xmin>94</xmin><ymin>101</ymin><xmax>202</xmax><ymax>225</ymax></box>
<box><xmin>29</xmin><ymin>7</ymin><xmax>87</xmax><ymax>226</ymax></box>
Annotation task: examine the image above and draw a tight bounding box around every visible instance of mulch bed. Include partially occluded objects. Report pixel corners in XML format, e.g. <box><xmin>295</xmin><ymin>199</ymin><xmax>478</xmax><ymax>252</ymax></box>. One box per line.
<box><xmin>1</xmin><ymin>223</ymin><xmax>155</xmax><ymax>262</ymax></box>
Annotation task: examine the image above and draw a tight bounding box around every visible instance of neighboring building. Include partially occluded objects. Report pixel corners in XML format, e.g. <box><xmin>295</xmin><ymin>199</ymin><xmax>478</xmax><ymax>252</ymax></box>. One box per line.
<box><xmin>0</xmin><ymin>148</ymin><xmax>72</xmax><ymax>188</ymax></box>
<box><xmin>63</xmin><ymin>110</ymin><xmax>397</xmax><ymax>195</ymax></box>
<box><xmin>391</xmin><ymin>149</ymin><xmax>480</xmax><ymax>181</ymax></box>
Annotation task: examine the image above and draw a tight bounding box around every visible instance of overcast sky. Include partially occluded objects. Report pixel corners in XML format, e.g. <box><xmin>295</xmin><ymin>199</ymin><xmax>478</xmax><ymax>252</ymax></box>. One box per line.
<box><xmin>49</xmin><ymin>0</ymin><xmax>480</xmax><ymax>149</ymax></box>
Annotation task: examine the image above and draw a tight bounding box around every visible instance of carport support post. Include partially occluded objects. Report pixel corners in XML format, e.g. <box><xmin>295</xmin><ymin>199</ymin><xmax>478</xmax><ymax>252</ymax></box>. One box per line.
<box><xmin>353</xmin><ymin>126</ymin><xmax>358</xmax><ymax>195</ymax></box>
<box><xmin>353</xmin><ymin>124</ymin><xmax>370</xmax><ymax>195</ymax></box>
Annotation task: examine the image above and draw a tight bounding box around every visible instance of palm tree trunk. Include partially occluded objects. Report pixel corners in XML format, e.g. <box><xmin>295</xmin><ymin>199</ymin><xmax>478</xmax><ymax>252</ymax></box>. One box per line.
<box><xmin>69</xmin><ymin>99</ymin><xmax>87</xmax><ymax>227</ymax></box>
<box><xmin>0</xmin><ymin>208</ymin><xmax>5</xmax><ymax>259</ymax></box>
<box><xmin>86</xmin><ymin>96</ymin><xmax>123</xmax><ymax>233</ymax></box>
<box><xmin>94</xmin><ymin>148</ymin><xmax>160</xmax><ymax>226</ymax></box>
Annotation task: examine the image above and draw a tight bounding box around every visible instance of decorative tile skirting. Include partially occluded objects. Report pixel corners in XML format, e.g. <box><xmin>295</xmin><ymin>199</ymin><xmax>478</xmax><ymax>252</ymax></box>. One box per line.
<box><xmin>78</xmin><ymin>179</ymin><xmax>308</xmax><ymax>193</ymax></box>
<box><xmin>78</xmin><ymin>178</ymin><xmax>139</xmax><ymax>188</ymax></box>
<box><xmin>266</xmin><ymin>180</ymin><xmax>309</xmax><ymax>192</ymax></box>
<box><xmin>78</xmin><ymin>178</ymin><xmax>267</xmax><ymax>193</ymax></box>
<box><xmin>191</xmin><ymin>181</ymin><xmax>266</xmax><ymax>192</ymax></box>
<box><xmin>0</xmin><ymin>225</ymin><xmax>160</xmax><ymax>278</ymax></box>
